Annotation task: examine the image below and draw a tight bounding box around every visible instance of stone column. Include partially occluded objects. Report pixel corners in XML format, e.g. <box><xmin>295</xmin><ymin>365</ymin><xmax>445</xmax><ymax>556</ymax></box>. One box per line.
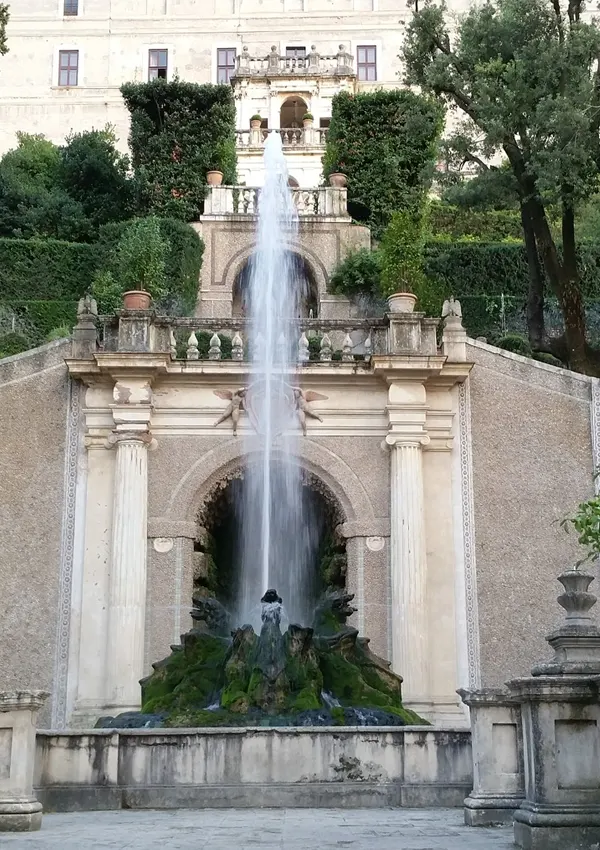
<box><xmin>104</xmin><ymin>427</ymin><xmax>152</xmax><ymax>714</ymax></box>
<box><xmin>0</xmin><ymin>691</ymin><xmax>47</xmax><ymax>832</ymax></box>
<box><xmin>386</xmin><ymin>380</ymin><xmax>430</xmax><ymax>715</ymax></box>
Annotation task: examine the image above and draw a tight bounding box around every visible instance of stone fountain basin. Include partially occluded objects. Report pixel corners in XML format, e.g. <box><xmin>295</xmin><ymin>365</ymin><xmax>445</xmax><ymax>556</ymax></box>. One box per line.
<box><xmin>34</xmin><ymin>725</ymin><xmax>472</xmax><ymax>810</ymax></box>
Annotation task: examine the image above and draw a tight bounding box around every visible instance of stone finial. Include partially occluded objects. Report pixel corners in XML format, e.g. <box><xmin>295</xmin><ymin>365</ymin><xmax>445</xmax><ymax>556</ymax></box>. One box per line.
<box><xmin>364</xmin><ymin>332</ymin><xmax>373</xmax><ymax>361</ymax></box>
<box><xmin>77</xmin><ymin>294</ymin><xmax>98</xmax><ymax>318</ymax></box>
<box><xmin>208</xmin><ymin>333</ymin><xmax>222</xmax><ymax>361</ymax></box>
<box><xmin>441</xmin><ymin>297</ymin><xmax>467</xmax><ymax>362</ymax></box>
<box><xmin>231</xmin><ymin>332</ymin><xmax>243</xmax><ymax>361</ymax></box>
<box><xmin>442</xmin><ymin>297</ymin><xmax>462</xmax><ymax>319</ymax></box>
<box><xmin>186</xmin><ymin>331</ymin><xmax>199</xmax><ymax>360</ymax></box>
<box><xmin>531</xmin><ymin>568</ymin><xmax>600</xmax><ymax>676</ymax></box>
<box><xmin>298</xmin><ymin>332</ymin><xmax>310</xmax><ymax>364</ymax></box>
<box><xmin>72</xmin><ymin>295</ymin><xmax>98</xmax><ymax>358</ymax></box>
<box><xmin>169</xmin><ymin>329</ymin><xmax>177</xmax><ymax>359</ymax></box>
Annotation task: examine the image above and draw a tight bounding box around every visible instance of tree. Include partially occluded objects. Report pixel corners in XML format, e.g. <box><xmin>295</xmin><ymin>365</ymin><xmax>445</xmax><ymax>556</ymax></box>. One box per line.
<box><xmin>404</xmin><ymin>0</ymin><xmax>600</xmax><ymax>373</ymax></box>
<box><xmin>0</xmin><ymin>4</ymin><xmax>9</xmax><ymax>59</ymax></box>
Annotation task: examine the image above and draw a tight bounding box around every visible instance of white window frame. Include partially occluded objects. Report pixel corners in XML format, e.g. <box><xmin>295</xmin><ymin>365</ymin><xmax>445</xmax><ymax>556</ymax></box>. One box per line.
<box><xmin>141</xmin><ymin>44</ymin><xmax>174</xmax><ymax>82</ymax></box>
<box><xmin>213</xmin><ymin>43</ymin><xmax>239</xmax><ymax>86</ymax></box>
<box><xmin>53</xmin><ymin>44</ymin><xmax>83</xmax><ymax>88</ymax></box>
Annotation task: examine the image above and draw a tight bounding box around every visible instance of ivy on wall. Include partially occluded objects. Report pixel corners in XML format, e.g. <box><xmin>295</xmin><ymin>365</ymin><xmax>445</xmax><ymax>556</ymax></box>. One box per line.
<box><xmin>322</xmin><ymin>90</ymin><xmax>443</xmax><ymax>239</ymax></box>
<box><xmin>121</xmin><ymin>79</ymin><xmax>237</xmax><ymax>221</ymax></box>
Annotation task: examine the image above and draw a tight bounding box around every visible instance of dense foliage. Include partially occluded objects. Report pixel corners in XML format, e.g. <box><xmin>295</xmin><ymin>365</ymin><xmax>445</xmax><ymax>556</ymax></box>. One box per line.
<box><xmin>0</xmin><ymin>130</ymin><xmax>134</xmax><ymax>242</ymax></box>
<box><xmin>0</xmin><ymin>4</ymin><xmax>8</xmax><ymax>58</ymax></box>
<box><xmin>329</xmin><ymin>249</ymin><xmax>381</xmax><ymax>297</ymax></box>
<box><xmin>121</xmin><ymin>79</ymin><xmax>237</xmax><ymax>221</ymax></box>
<box><xmin>562</xmin><ymin>494</ymin><xmax>600</xmax><ymax>568</ymax></box>
<box><xmin>0</xmin><ymin>237</ymin><xmax>97</xmax><ymax>300</ymax></box>
<box><xmin>322</xmin><ymin>90</ymin><xmax>443</xmax><ymax>238</ymax></box>
<box><xmin>404</xmin><ymin>0</ymin><xmax>600</xmax><ymax>374</ymax></box>
<box><xmin>430</xmin><ymin>202</ymin><xmax>523</xmax><ymax>242</ymax></box>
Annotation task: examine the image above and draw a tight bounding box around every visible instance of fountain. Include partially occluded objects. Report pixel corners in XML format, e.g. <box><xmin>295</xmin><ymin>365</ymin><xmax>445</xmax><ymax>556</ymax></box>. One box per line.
<box><xmin>97</xmin><ymin>135</ymin><xmax>422</xmax><ymax>730</ymax></box>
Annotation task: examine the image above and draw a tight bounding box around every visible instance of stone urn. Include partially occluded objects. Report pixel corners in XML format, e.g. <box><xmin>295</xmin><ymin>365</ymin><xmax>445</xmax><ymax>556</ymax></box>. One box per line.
<box><xmin>122</xmin><ymin>290</ymin><xmax>152</xmax><ymax>310</ymax></box>
<box><xmin>387</xmin><ymin>292</ymin><xmax>417</xmax><ymax>313</ymax></box>
<box><xmin>303</xmin><ymin>117</ymin><xmax>314</xmax><ymax>129</ymax></box>
<box><xmin>557</xmin><ymin>568</ymin><xmax>597</xmax><ymax>623</ymax></box>
<box><xmin>206</xmin><ymin>170</ymin><xmax>224</xmax><ymax>186</ymax></box>
<box><xmin>328</xmin><ymin>173</ymin><xmax>347</xmax><ymax>188</ymax></box>
<box><xmin>250</xmin><ymin>118</ymin><xmax>262</xmax><ymax>130</ymax></box>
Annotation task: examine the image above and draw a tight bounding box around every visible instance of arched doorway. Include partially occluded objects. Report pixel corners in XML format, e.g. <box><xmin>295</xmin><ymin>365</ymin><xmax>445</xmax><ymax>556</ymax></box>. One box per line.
<box><xmin>280</xmin><ymin>96</ymin><xmax>309</xmax><ymax>129</ymax></box>
<box><xmin>232</xmin><ymin>251</ymin><xmax>318</xmax><ymax>318</ymax></box>
<box><xmin>194</xmin><ymin>463</ymin><xmax>347</xmax><ymax>626</ymax></box>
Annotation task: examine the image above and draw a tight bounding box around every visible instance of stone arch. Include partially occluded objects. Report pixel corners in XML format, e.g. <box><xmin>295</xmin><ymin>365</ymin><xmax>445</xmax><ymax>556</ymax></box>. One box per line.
<box><xmin>221</xmin><ymin>241</ymin><xmax>329</xmax><ymax>302</ymax></box>
<box><xmin>280</xmin><ymin>95</ymin><xmax>309</xmax><ymax>129</ymax></box>
<box><xmin>232</xmin><ymin>251</ymin><xmax>318</xmax><ymax>317</ymax></box>
<box><xmin>164</xmin><ymin>437</ymin><xmax>376</xmax><ymax>528</ymax></box>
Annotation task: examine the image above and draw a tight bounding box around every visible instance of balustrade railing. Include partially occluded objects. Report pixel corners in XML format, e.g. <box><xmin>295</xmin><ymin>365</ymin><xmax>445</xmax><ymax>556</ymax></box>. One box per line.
<box><xmin>234</xmin><ymin>45</ymin><xmax>355</xmax><ymax>78</ymax></box>
<box><xmin>203</xmin><ymin>185</ymin><xmax>348</xmax><ymax>217</ymax></box>
<box><xmin>164</xmin><ymin>318</ymin><xmax>386</xmax><ymax>363</ymax></box>
<box><xmin>235</xmin><ymin>127</ymin><xmax>328</xmax><ymax>149</ymax></box>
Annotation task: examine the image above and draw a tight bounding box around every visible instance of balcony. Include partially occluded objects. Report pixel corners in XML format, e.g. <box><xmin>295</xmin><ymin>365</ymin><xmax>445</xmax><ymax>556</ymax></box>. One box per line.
<box><xmin>203</xmin><ymin>185</ymin><xmax>349</xmax><ymax>218</ymax></box>
<box><xmin>236</xmin><ymin>127</ymin><xmax>327</xmax><ymax>150</ymax></box>
<box><xmin>234</xmin><ymin>45</ymin><xmax>355</xmax><ymax>79</ymax></box>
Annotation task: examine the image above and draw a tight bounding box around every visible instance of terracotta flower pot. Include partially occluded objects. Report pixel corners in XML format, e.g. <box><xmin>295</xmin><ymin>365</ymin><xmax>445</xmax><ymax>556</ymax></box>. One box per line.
<box><xmin>206</xmin><ymin>170</ymin><xmax>224</xmax><ymax>186</ymax></box>
<box><xmin>387</xmin><ymin>292</ymin><xmax>417</xmax><ymax>313</ymax></box>
<box><xmin>328</xmin><ymin>173</ymin><xmax>347</xmax><ymax>188</ymax></box>
<box><xmin>123</xmin><ymin>290</ymin><xmax>152</xmax><ymax>310</ymax></box>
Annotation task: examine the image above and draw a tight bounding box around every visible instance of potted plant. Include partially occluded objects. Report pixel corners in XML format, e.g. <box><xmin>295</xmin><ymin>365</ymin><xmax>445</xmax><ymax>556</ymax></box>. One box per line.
<box><xmin>250</xmin><ymin>114</ymin><xmax>262</xmax><ymax>129</ymax></box>
<box><xmin>91</xmin><ymin>216</ymin><xmax>169</xmax><ymax>312</ymax></box>
<box><xmin>303</xmin><ymin>112</ymin><xmax>314</xmax><ymax>128</ymax></box>
<box><xmin>379</xmin><ymin>210</ymin><xmax>429</xmax><ymax>313</ymax></box>
<box><xmin>559</xmin><ymin>493</ymin><xmax>600</xmax><ymax>615</ymax></box>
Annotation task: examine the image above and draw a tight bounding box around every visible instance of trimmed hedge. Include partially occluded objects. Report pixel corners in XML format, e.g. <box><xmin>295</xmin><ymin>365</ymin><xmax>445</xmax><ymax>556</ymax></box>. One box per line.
<box><xmin>0</xmin><ymin>238</ymin><xmax>97</xmax><ymax>300</ymax></box>
<box><xmin>98</xmin><ymin>218</ymin><xmax>204</xmax><ymax>314</ymax></box>
<box><xmin>424</xmin><ymin>240</ymin><xmax>600</xmax><ymax>300</ymax></box>
<box><xmin>429</xmin><ymin>203</ymin><xmax>523</xmax><ymax>242</ymax></box>
<box><xmin>0</xmin><ymin>300</ymin><xmax>78</xmax><ymax>346</ymax></box>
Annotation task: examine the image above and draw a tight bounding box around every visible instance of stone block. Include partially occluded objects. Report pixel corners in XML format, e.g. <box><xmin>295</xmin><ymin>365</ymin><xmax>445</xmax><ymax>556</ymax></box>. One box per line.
<box><xmin>458</xmin><ymin>688</ymin><xmax>524</xmax><ymax>826</ymax></box>
<box><xmin>0</xmin><ymin>691</ymin><xmax>48</xmax><ymax>832</ymax></box>
<box><xmin>508</xmin><ymin>675</ymin><xmax>600</xmax><ymax>850</ymax></box>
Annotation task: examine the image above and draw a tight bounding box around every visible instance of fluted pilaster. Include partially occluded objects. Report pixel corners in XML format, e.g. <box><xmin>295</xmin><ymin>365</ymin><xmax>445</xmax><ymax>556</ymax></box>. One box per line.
<box><xmin>389</xmin><ymin>438</ymin><xmax>430</xmax><ymax>712</ymax></box>
<box><xmin>105</xmin><ymin>432</ymin><xmax>150</xmax><ymax>712</ymax></box>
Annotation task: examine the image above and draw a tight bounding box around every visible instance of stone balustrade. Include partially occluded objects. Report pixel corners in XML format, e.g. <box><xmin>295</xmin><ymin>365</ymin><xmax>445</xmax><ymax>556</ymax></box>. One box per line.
<box><xmin>203</xmin><ymin>185</ymin><xmax>348</xmax><ymax>218</ymax></box>
<box><xmin>234</xmin><ymin>44</ymin><xmax>355</xmax><ymax>78</ymax></box>
<box><xmin>235</xmin><ymin>127</ymin><xmax>328</xmax><ymax>149</ymax></box>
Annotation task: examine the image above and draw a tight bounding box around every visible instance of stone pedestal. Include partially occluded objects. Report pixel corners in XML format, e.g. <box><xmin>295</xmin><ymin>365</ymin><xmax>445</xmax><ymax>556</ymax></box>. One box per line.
<box><xmin>458</xmin><ymin>688</ymin><xmax>524</xmax><ymax>826</ymax></box>
<box><xmin>508</xmin><ymin>676</ymin><xmax>600</xmax><ymax>850</ymax></box>
<box><xmin>104</xmin><ymin>428</ymin><xmax>151</xmax><ymax>714</ymax></box>
<box><xmin>0</xmin><ymin>691</ymin><xmax>48</xmax><ymax>832</ymax></box>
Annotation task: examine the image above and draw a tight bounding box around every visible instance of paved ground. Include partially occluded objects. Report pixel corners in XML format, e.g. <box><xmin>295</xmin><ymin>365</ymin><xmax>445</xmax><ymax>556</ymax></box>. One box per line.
<box><xmin>0</xmin><ymin>809</ymin><xmax>515</xmax><ymax>849</ymax></box>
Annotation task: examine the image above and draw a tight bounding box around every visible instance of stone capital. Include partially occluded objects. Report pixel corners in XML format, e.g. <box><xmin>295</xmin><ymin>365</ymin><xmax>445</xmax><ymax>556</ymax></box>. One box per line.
<box><xmin>385</xmin><ymin>433</ymin><xmax>430</xmax><ymax>449</ymax></box>
<box><xmin>107</xmin><ymin>429</ymin><xmax>154</xmax><ymax>447</ymax></box>
<box><xmin>0</xmin><ymin>691</ymin><xmax>48</xmax><ymax>712</ymax></box>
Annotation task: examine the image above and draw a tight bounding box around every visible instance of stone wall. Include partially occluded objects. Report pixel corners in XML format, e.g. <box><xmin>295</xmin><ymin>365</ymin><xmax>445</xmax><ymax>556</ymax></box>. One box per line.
<box><xmin>0</xmin><ymin>341</ymin><xmax>73</xmax><ymax>728</ymax></box>
<box><xmin>34</xmin><ymin>726</ymin><xmax>472</xmax><ymax>809</ymax></box>
<box><xmin>467</xmin><ymin>341</ymin><xmax>596</xmax><ymax>687</ymax></box>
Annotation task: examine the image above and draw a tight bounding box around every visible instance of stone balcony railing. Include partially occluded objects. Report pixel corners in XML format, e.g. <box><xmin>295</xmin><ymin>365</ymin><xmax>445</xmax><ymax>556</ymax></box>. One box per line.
<box><xmin>203</xmin><ymin>185</ymin><xmax>348</xmax><ymax>218</ymax></box>
<box><xmin>234</xmin><ymin>44</ymin><xmax>355</xmax><ymax>78</ymax></box>
<box><xmin>236</xmin><ymin>127</ymin><xmax>328</xmax><ymax>150</ymax></box>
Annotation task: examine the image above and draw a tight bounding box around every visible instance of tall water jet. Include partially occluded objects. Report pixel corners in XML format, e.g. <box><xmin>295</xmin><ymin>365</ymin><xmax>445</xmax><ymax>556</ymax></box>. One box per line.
<box><xmin>236</xmin><ymin>134</ymin><xmax>318</xmax><ymax>627</ymax></box>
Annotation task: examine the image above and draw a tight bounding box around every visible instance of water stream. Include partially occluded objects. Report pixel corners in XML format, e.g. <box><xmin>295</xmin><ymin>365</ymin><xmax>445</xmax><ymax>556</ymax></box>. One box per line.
<box><xmin>236</xmin><ymin>134</ymin><xmax>317</xmax><ymax>627</ymax></box>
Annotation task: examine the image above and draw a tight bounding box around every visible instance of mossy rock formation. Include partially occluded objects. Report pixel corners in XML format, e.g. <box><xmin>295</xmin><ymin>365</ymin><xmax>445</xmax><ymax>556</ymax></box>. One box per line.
<box><xmin>103</xmin><ymin>589</ymin><xmax>425</xmax><ymax>729</ymax></box>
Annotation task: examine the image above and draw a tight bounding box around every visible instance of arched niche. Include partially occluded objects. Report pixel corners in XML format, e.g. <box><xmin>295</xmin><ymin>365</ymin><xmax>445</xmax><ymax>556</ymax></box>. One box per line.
<box><xmin>280</xmin><ymin>95</ymin><xmax>309</xmax><ymax>129</ymax></box>
<box><xmin>232</xmin><ymin>251</ymin><xmax>318</xmax><ymax>318</ymax></box>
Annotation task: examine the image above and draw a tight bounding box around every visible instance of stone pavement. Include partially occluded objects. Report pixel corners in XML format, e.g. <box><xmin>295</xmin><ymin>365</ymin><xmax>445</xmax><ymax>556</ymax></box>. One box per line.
<box><xmin>0</xmin><ymin>808</ymin><xmax>515</xmax><ymax>849</ymax></box>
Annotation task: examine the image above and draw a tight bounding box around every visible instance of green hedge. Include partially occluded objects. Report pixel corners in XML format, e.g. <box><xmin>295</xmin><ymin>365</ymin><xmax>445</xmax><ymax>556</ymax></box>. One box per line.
<box><xmin>0</xmin><ymin>238</ymin><xmax>97</xmax><ymax>300</ymax></box>
<box><xmin>424</xmin><ymin>240</ymin><xmax>600</xmax><ymax>299</ymax></box>
<box><xmin>429</xmin><ymin>203</ymin><xmax>523</xmax><ymax>241</ymax></box>
<box><xmin>97</xmin><ymin>218</ymin><xmax>204</xmax><ymax>315</ymax></box>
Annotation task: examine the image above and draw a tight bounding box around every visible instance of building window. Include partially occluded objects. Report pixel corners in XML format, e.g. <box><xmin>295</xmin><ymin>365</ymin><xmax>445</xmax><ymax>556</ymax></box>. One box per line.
<box><xmin>148</xmin><ymin>49</ymin><xmax>168</xmax><ymax>80</ymax></box>
<box><xmin>217</xmin><ymin>48</ymin><xmax>236</xmax><ymax>84</ymax></box>
<box><xmin>285</xmin><ymin>46</ymin><xmax>306</xmax><ymax>69</ymax></box>
<box><xmin>58</xmin><ymin>50</ymin><xmax>79</xmax><ymax>86</ymax></box>
<box><xmin>357</xmin><ymin>45</ymin><xmax>377</xmax><ymax>81</ymax></box>
<box><xmin>63</xmin><ymin>0</ymin><xmax>79</xmax><ymax>15</ymax></box>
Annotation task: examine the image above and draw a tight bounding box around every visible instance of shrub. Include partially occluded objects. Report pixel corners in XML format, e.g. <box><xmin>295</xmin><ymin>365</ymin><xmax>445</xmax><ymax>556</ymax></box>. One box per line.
<box><xmin>330</xmin><ymin>249</ymin><xmax>382</xmax><ymax>296</ymax></box>
<box><xmin>0</xmin><ymin>332</ymin><xmax>30</xmax><ymax>357</ymax></box>
<box><xmin>322</xmin><ymin>90</ymin><xmax>443</xmax><ymax>238</ymax></box>
<box><xmin>429</xmin><ymin>202</ymin><xmax>523</xmax><ymax>242</ymax></box>
<box><xmin>121</xmin><ymin>79</ymin><xmax>237</xmax><ymax>220</ymax></box>
<box><xmin>380</xmin><ymin>210</ymin><xmax>428</xmax><ymax>297</ymax></box>
<box><xmin>0</xmin><ymin>301</ymin><xmax>77</xmax><ymax>348</ymax></box>
<box><xmin>495</xmin><ymin>333</ymin><xmax>532</xmax><ymax>356</ymax></box>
